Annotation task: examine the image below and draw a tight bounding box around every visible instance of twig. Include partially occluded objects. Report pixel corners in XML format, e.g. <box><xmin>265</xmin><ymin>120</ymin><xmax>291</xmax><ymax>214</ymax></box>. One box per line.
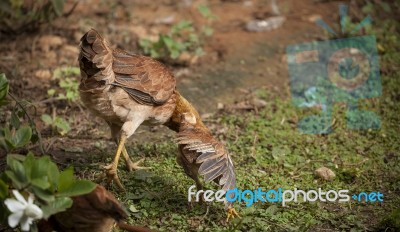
<box><xmin>63</xmin><ymin>1</ymin><xmax>80</xmax><ymax>18</ymax></box>
<box><xmin>250</xmin><ymin>132</ymin><xmax>258</xmax><ymax>159</ymax></box>
<box><xmin>8</xmin><ymin>92</ymin><xmax>44</xmax><ymax>154</ymax></box>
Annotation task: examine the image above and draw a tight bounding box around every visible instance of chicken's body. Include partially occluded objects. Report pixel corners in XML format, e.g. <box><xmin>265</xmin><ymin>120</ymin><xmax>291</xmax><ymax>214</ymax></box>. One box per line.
<box><xmin>78</xmin><ymin>29</ymin><xmax>239</xmax><ymax>220</ymax></box>
<box><xmin>79</xmin><ymin>29</ymin><xmax>176</xmax><ymax>188</ymax></box>
<box><xmin>38</xmin><ymin>185</ymin><xmax>156</xmax><ymax>232</ymax></box>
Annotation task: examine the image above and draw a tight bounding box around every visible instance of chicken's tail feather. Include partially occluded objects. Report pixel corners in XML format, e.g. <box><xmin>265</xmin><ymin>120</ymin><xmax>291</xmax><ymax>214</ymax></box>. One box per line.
<box><xmin>79</xmin><ymin>29</ymin><xmax>115</xmax><ymax>83</ymax></box>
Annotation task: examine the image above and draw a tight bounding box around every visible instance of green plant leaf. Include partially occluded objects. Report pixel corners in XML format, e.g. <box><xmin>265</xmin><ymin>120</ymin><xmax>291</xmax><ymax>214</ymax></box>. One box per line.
<box><xmin>41</xmin><ymin>114</ymin><xmax>53</xmax><ymax>125</ymax></box>
<box><xmin>12</xmin><ymin>126</ymin><xmax>32</xmax><ymax>148</ymax></box>
<box><xmin>0</xmin><ymin>138</ymin><xmax>11</xmax><ymax>152</ymax></box>
<box><xmin>3</xmin><ymin>126</ymin><xmax>12</xmax><ymax>141</ymax></box>
<box><xmin>198</xmin><ymin>5</ymin><xmax>211</xmax><ymax>18</ymax></box>
<box><xmin>170</xmin><ymin>49</ymin><xmax>180</xmax><ymax>59</ymax></box>
<box><xmin>31</xmin><ymin>156</ymin><xmax>51</xmax><ymax>180</ymax></box>
<box><xmin>5</xmin><ymin>170</ymin><xmax>25</xmax><ymax>189</ymax></box>
<box><xmin>58</xmin><ymin>167</ymin><xmax>74</xmax><ymax>192</ymax></box>
<box><xmin>0</xmin><ymin>73</ymin><xmax>9</xmax><ymax>101</ymax></box>
<box><xmin>10</xmin><ymin>110</ymin><xmax>20</xmax><ymax>129</ymax></box>
<box><xmin>47</xmin><ymin>162</ymin><xmax>60</xmax><ymax>192</ymax></box>
<box><xmin>23</xmin><ymin>153</ymin><xmax>35</xmax><ymax>181</ymax></box>
<box><xmin>54</xmin><ymin>117</ymin><xmax>71</xmax><ymax>135</ymax></box>
<box><xmin>41</xmin><ymin>197</ymin><xmax>73</xmax><ymax>219</ymax></box>
<box><xmin>31</xmin><ymin>178</ymin><xmax>50</xmax><ymax>189</ymax></box>
<box><xmin>32</xmin><ymin>186</ymin><xmax>54</xmax><ymax>202</ymax></box>
<box><xmin>58</xmin><ymin>180</ymin><xmax>96</xmax><ymax>197</ymax></box>
<box><xmin>202</xmin><ymin>25</ymin><xmax>214</xmax><ymax>36</ymax></box>
<box><xmin>47</xmin><ymin>89</ymin><xmax>56</xmax><ymax>96</ymax></box>
<box><xmin>0</xmin><ymin>179</ymin><xmax>8</xmax><ymax>199</ymax></box>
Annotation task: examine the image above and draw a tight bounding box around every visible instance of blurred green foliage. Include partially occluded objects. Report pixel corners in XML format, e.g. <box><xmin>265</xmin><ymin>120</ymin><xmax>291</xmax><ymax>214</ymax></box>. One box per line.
<box><xmin>0</xmin><ymin>0</ymin><xmax>67</xmax><ymax>33</ymax></box>
<box><xmin>139</xmin><ymin>5</ymin><xmax>216</xmax><ymax>63</ymax></box>
<box><xmin>0</xmin><ymin>73</ymin><xmax>96</xmax><ymax>231</ymax></box>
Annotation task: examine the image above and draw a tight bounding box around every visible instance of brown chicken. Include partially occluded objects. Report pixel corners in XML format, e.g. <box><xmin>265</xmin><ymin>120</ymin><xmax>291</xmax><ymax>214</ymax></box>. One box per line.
<box><xmin>38</xmin><ymin>185</ymin><xmax>157</xmax><ymax>232</ymax></box>
<box><xmin>78</xmin><ymin>29</ymin><xmax>239</xmax><ymax>220</ymax></box>
<box><xmin>79</xmin><ymin>29</ymin><xmax>176</xmax><ymax>189</ymax></box>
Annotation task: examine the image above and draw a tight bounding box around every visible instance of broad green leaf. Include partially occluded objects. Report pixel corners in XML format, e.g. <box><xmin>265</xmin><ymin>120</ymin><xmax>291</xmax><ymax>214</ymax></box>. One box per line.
<box><xmin>162</xmin><ymin>36</ymin><xmax>174</xmax><ymax>49</ymax></box>
<box><xmin>3</xmin><ymin>127</ymin><xmax>12</xmax><ymax>141</ymax></box>
<box><xmin>41</xmin><ymin>114</ymin><xmax>53</xmax><ymax>125</ymax></box>
<box><xmin>47</xmin><ymin>162</ymin><xmax>60</xmax><ymax>192</ymax></box>
<box><xmin>10</xmin><ymin>110</ymin><xmax>20</xmax><ymax>129</ymax></box>
<box><xmin>4</xmin><ymin>138</ymin><xmax>15</xmax><ymax>151</ymax></box>
<box><xmin>0</xmin><ymin>73</ymin><xmax>9</xmax><ymax>101</ymax></box>
<box><xmin>7</xmin><ymin>156</ymin><xmax>25</xmax><ymax>175</ymax></box>
<box><xmin>31</xmin><ymin>178</ymin><xmax>50</xmax><ymax>189</ymax></box>
<box><xmin>0</xmin><ymin>138</ymin><xmax>10</xmax><ymax>152</ymax></box>
<box><xmin>41</xmin><ymin>197</ymin><xmax>72</xmax><ymax>219</ymax></box>
<box><xmin>23</xmin><ymin>153</ymin><xmax>35</xmax><ymax>181</ymax></box>
<box><xmin>58</xmin><ymin>180</ymin><xmax>96</xmax><ymax>197</ymax></box>
<box><xmin>12</xmin><ymin>126</ymin><xmax>32</xmax><ymax>148</ymax></box>
<box><xmin>31</xmin><ymin>156</ymin><xmax>50</xmax><ymax>180</ymax></box>
<box><xmin>0</xmin><ymin>179</ymin><xmax>8</xmax><ymax>199</ymax></box>
<box><xmin>6</xmin><ymin>155</ymin><xmax>28</xmax><ymax>187</ymax></box>
<box><xmin>32</xmin><ymin>186</ymin><xmax>54</xmax><ymax>202</ymax></box>
<box><xmin>58</xmin><ymin>167</ymin><xmax>74</xmax><ymax>192</ymax></box>
<box><xmin>5</xmin><ymin>170</ymin><xmax>25</xmax><ymax>189</ymax></box>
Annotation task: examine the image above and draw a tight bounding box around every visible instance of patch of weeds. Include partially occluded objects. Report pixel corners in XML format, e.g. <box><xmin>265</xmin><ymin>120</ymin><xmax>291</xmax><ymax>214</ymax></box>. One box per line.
<box><xmin>0</xmin><ymin>73</ymin><xmax>42</xmax><ymax>152</ymax></box>
<box><xmin>40</xmin><ymin>113</ymin><xmax>71</xmax><ymax>136</ymax></box>
<box><xmin>0</xmin><ymin>73</ymin><xmax>96</xmax><ymax>231</ymax></box>
<box><xmin>0</xmin><ymin>0</ymin><xmax>76</xmax><ymax>34</ymax></box>
<box><xmin>139</xmin><ymin>5</ymin><xmax>216</xmax><ymax>62</ymax></box>
<box><xmin>48</xmin><ymin>66</ymin><xmax>81</xmax><ymax>103</ymax></box>
<box><xmin>39</xmin><ymin>67</ymin><xmax>80</xmax><ymax>136</ymax></box>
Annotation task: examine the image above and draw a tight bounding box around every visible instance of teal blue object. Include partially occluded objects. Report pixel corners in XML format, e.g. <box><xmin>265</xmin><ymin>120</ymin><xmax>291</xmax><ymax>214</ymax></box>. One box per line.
<box><xmin>287</xmin><ymin>35</ymin><xmax>381</xmax><ymax>134</ymax></box>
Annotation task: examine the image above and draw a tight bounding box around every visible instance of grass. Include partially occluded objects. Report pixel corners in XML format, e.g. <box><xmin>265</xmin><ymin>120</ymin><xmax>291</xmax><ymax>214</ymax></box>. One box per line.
<box><xmin>79</xmin><ymin>61</ymin><xmax>399</xmax><ymax>231</ymax></box>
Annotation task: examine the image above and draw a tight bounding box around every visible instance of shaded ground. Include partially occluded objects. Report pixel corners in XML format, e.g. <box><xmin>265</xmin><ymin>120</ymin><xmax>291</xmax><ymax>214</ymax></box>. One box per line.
<box><xmin>1</xmin><ymin>0</ymin><xmax>400</xmax><ymax>231</ymax></box>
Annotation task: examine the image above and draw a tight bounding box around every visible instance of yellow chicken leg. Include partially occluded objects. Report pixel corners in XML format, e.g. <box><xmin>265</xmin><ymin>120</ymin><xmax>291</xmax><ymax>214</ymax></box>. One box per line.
<box><xmin>104</xmin><ymin>133</ymin><xmax>127</xmax><ymax>190</ymax></box>
<box><xmin>122</xmin><ymin>147</ymin><xmax>151</xmax><ymax>172</ymax></box>
<box><xmin>226</xmin><ymin>206</ymin><xmax>241</xmax><ymax>222</ymax></box>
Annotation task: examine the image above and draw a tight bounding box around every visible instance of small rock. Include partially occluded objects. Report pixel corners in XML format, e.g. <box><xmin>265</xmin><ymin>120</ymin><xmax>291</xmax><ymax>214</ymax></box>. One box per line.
<box><xmin>35</xmin><ymin>69</ymin><xmax>51</xmax><ymax>80</ymax></box>
<box><xmin>155</xmin><ymin>15</ymin><xmax>175</xmax><ymax>25</ymax></box>
<box><xmin>315</xmin><ymin>167</ymin><xmax>336</xmax><ymax>181</ymax></box>
<box><xmin>38</xmin><ymin>35</ymin><xmax>64</xmax><ymax>52</ymax></box>
<box><xmin>251</xmin><ymin>97</ymin><xmax>267</xmax><ymax>108</ymax></box>
<box><xmin>61</xmin><ymin>45</ymin><xmax>79</xmax><ymax>57</ymax></box>
<box><xmin>217</xmin><ymin>102</ymin><xmax>224</xmax><ymax>110</ymax></box>
<box><xmin>243</xmin><ymin>1</ymin><xmax>253</xmax><ymax>7</ymax></box>
<box><xmin>178</xmin><ymin>52</ymin><xmax>192</xmax><ymax>63</ymax></box>
<box><xmin>201</xmin><ymin>113</ymin><xmax>213</xmax><ymax>119</ymax></box>
<box><xmin>307</xmin><ymin>14</ymin><xmax>322</xmax><ymax>23</ymax></box>
<box><xmin>246</xmin><ymin>16</ymin><xmax>285</xmax><ymax>32</ymax></box>
<box><xmin>174</xmin><ymin>68</ymin><xmax>191</xmax><ymax>78</ymax></box>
